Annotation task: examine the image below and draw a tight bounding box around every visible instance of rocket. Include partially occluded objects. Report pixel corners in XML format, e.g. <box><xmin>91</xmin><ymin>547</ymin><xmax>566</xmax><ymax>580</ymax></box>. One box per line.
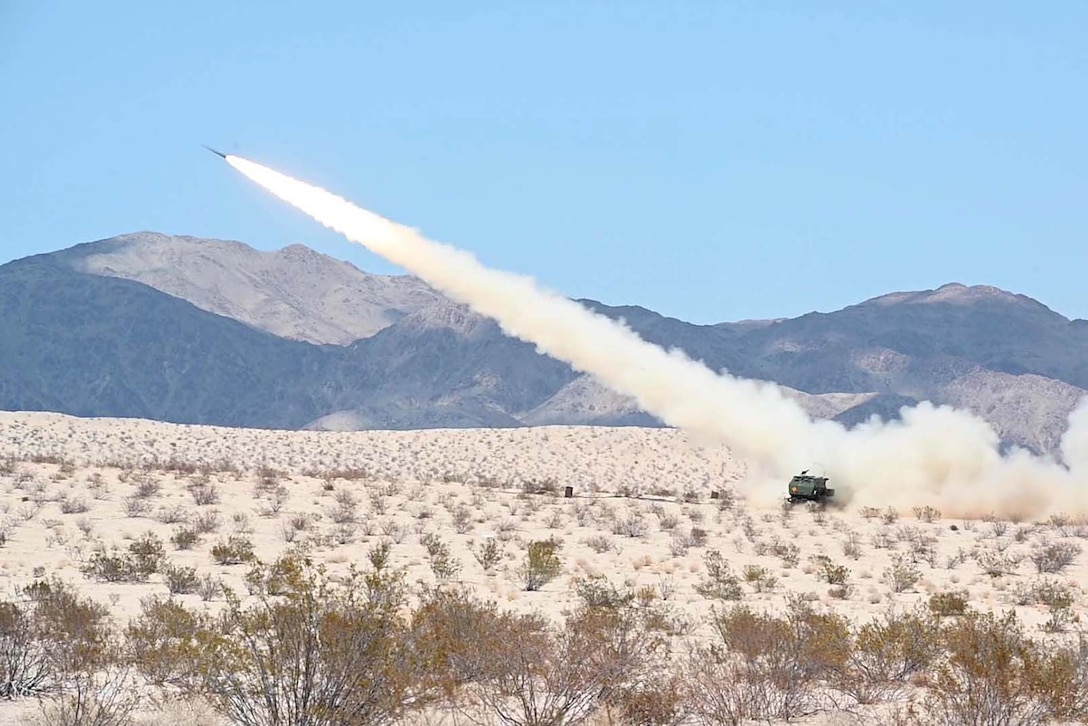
<box><xmin>202</xmin><ymin>145</ymin><xmax>227</xmax><ymax>159</ymax></box>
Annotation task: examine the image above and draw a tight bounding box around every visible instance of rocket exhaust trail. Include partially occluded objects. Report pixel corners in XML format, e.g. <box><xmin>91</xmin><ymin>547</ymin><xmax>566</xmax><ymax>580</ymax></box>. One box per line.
<box><xmin>214</xmin><ymin>151</ymin><xmax>1088</xmax><ymax>519</ymax></box>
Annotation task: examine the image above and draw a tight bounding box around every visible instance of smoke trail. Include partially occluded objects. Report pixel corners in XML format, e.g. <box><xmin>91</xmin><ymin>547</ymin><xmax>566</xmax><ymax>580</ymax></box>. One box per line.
<box><xmin>222</xmin><ymin>154</ymin><xmax>1088</xmax><ymax>519</ymax></box>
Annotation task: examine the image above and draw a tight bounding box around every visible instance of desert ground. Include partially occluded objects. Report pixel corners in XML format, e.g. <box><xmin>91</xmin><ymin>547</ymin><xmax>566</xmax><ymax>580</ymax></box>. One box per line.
<box><xmin>0</xmin><ymin>410</ymin><xmax>1086</xmax><ymax>725</ymax></box>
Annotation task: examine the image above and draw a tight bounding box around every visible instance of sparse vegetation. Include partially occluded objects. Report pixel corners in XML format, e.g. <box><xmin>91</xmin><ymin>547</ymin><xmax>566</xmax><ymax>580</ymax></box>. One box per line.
<box><xmin>6</xmin><ymin>424</ymin><xmax>1088</xmax><ymax>724</ymax></box>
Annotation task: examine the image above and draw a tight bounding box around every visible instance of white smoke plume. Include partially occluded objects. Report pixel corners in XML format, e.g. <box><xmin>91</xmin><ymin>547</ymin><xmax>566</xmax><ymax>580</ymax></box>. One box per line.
<box><xmin>222</xmin><ymin>154</ymin><xmax>1088</xmax><ymax>519</ymax></box>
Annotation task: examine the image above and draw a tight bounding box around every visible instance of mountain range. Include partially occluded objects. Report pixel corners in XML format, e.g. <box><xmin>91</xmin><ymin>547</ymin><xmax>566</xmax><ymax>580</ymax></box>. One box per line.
<box><xmin>2</xmin><ymin>231</ymin><xmax>1085</xmax><ymax>456</ymax></box>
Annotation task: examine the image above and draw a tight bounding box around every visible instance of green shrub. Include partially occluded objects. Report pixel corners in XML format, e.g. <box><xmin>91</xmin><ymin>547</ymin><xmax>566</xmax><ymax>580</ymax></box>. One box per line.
<box><xmin>695</xmin><ymin>550</ymin><xmax>743</xmax><ymax>600</ymax></box>
<box><xmin>519</xmin><ymin>538</ymin><xmax>562</xmax><ymax>591</ymax></box>
<box><xmin>928</xmin><ymin>590</ymin><xmax>969</xmax><ymax>617</ymax></box>
<box><xmin>211</xmin><ymin>536</ymin><xmax>255</xmax><ymax>565</ymax></box>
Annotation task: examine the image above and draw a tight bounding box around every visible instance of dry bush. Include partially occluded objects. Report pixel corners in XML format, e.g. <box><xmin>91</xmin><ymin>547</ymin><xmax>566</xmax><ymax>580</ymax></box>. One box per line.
<box><xmin>613</xmin><ymin>514</ymin><xmax>649</xmax><ymax>538</ymax></box>
<box><xmin>151</xmin><ymin>548</ymin><xmax>425</xmax><ymax>726</ymax></box>
<box><xmin>131</xmin><ymin>474</ymin><xmax>161</xmax><ymax>499</ymax></box>
<box><xmin>695</xmin><ymin>550</ymin><xmax>743</xmax><ymax>601</ymax></box>
<box><xmin>812</xmin><ymin>555</ymin><xmax>850</xmax><ymax>587</ymax></box>
<box><xmin>421</xmin><ymin>533</ymin><xmax>463</xmax><ymax>583</ymax></box>
<box><xmin>210</xmin><ymin>536</ymin><xmax>255</xmax><ymax>565</ymax></box>
<box><xmin>473</xmin><ymin>537</ymin><xmax>503</xmax><ymax>571</ymax></box>
<box><xmin>330</xmin><ymin>488</ymin><xmax>360</xmax><ymax>524</ymax></box>
<box><xmin>685</xmin><ymin>597</ymin><xmax>849</xmax><ymax>723</ymax></box>
<box><xmin>169</xmin><ymin>526</ymin><xmax>200</xmax><ymax>550</ymax></box>
<box><xmin>58</xmin><ymin>496</ymin><xmax>90</xmax><ymax>515</ymax></box>
<box><xmin>928</xmin><ymin>591</ymin><xmax>970</xmax><ymax>618</ymax></box>
<box><xmin>162</xmin><ymin>563</ymin><xmax>199</xmax><ymax>595</ymax></box>
<box><xmin>191</xmin><ymin>509</ymin><xmax>220</xmax><ymax>534</ymax></box>
<box><xmin>126</xmin><ymin>594</ymin><xmax>215</xmax><ymax>689</ymax></box>
<box><xmin>452</xmin><ymin>590</ymin><xmax>670</xmax><ymax>726</ymax></box>
<box><xmin>0</xmin><ymin>577</ymin><xmax>116</xmax><ymax>699</ymax></box>
<box><xmin>838</xmin><ymin>607</ymin><xmax>943</xmax><ymax>705</ymax></box>
<box><xmin>912</xmin><ymin>505</ymin><xmax>941</xmax><ymax>523</ymax></box>
<box><xmin>154</xmin><ymin>503</ymin><xmax>190</xmax><ymax>525</ymax></box>
<box><xmin>33</xmin><ymin>666</ymin><xmax>140</xmax><ymax>726</ymax></box>
<box><xmin>188</xmin><ymin>482</ymin><xmax>219</xmax><ymax>506</ymax></box>
<box><xmin>742</xmin><ymin>564</ymin><xmax>778</xmax><ymax>593</ymax></box>
<box><xmin>884</xmin><ymin>555</ymin><xmax>921</xmax><ymax>593</ymax></box>
<box><xmin>121</xmin><ymin>496</ymin><xmax>150</xmax><ymax>518</ymax></box>
<box><xmin>80</xmin><ymin>532</ymin><xmax>165</xmax><ymax>583</ymax></box>
<box><xmin>919</xmin><ymin>609</ymin><xmax>1088</xmax><ymax>725</ymax></box>
<box><xmin>1030</xmin><ymin>538</ymin><xmax>1081</xmax><ymax>574</ymax></box>
<box><xmin>843</xmin><ymin>532</ymin><xmax>863</xmax><ymax>559</ymax></box>
<box><xmin>975</xmin><ymin>549</ymin><xmax>1022</xmax><ymax>578</ymax></box>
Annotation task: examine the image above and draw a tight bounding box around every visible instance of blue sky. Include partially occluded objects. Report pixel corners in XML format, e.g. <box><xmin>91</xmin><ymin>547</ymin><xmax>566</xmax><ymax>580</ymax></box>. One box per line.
<box><xmin>2</xmin><ymin>2</ymin><xmax>1085</xmax><ymax>323</ymax></box>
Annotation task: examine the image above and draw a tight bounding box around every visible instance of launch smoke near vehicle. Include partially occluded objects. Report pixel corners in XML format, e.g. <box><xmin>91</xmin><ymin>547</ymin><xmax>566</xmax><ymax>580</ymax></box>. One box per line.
<box><xmin>201</xmin><ymin>146</ymin><xmax>1088</xmax><ymax>519</ymax></box>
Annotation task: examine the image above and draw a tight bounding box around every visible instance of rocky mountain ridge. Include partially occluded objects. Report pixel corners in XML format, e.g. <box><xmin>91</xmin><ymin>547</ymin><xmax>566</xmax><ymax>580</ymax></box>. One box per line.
<box><xmin>1</xmin><ymin>232</ymin><xmax>1083</xmax><ymax>455</ymax></box>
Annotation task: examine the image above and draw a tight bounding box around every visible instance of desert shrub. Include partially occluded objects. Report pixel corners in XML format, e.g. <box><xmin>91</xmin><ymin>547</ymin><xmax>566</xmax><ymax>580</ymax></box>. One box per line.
<box><xmin>473</xmin><ymin>537</ymin><xmax>502</xmax><ymax>571</ymax></box>
<box><xmin>58</xmin><ymin>496</ymin><xmax>89</xmax><ymax>515</ymax></box>
<box><xmin>128</xmin><ymin>531</ymin><xmax>166</xmax><ymax>578</ymax></box>
<box><xmin>188</xmin><ymin>482</ymin><xmax>219</xmax><ymax>506</ymax></box>
<box><xmin>210</xmin><ymin>536</ymin><xmax>255</xmax><ymax>566</ymax></box>
<box><xmin>170</xmin><ymin>526</ymin><xmax>200</xmax><ymax>550</ymax></box>
<box><xmin>656</xmin><ymin>511</ymin><xmax>680</xmax><ymax>531</ymax></box>
<box><xmin>975</xmin><ymin>549</ymin><xmax>1023</xmax><ymax>577</ymax></box>
<box><xmin>686</xmin><ymin>598</ymin><xmax>849</xmax><ymax>722</ymax></box>
<box><xmin>451</xmin><ymin>505</ymin><xmax>473</xmax><ymax>534</ymax></box>
<box><xmin>0</xmin><ymin>600</ymin><xmax>54</xmax><ymax>697</ymax></box>
<box><xmin>452</xmin><ymin>591</ymin><xmax>669</xmax><ymax>726</ymax></box>
<box><xmin>407</xmin><ymin>585</ymin><xmax>514</xmax><ymax>701</ymax></box>
<box><xmin>163</xmin><ymin>563</ymin><xmax>199</xmax><ymax>595</ymax></box>
<box><xmin>912</xmin><ymin>505</ymin><xmax>941</xmax><ymax>523</ymax></box>
<box><xmin>741</xmin><ymin>564</ymin><xmax>777</xmax><ymax>593</ymax></box>
<box><xmin>771</xmin><ymin>539</ymin><xmax>800</xmax><ymax>568</ymax></box>
<box><xmin>840</xmin><ymin>608</ymin><xmax>943</xmax><ymax>705</ymax></box>
<box><xmin>126</xmin><ymin>594</ymin><xmax>215</xmax><ymax>689</ymax></box>
<box><xmin>196</xmin><ymin>574</ymin><xmax>223</xmax><ymax>602</ymax></box>
<box><xmin>132</xmin><ymin>474</ymin><xmax>161</xmax><ymax>499</ymax></box>
<box><xmin>929</xmin><ymin>590</ymin><xmax>970</xmax><ymax>617</ymax></box>
<box><xmin>843</xmin><ymin>532</ymin><xmax>862</xmax><ymax>559</ymax></box>
<box><xmin>0</xmin><ymin>578</ymin><xmax>116</xmax><ymax>698</ymax></box>
<box><xmin>330</xmin><ymin>488</ymin><xmax>359</xmax><ymax>524</ymax></box>
<box><xmin>421</xmin><ymin>534</ymin><xmax>462</xmax><ymax>583</ymax></box>
<box><xmin>519</xmin><ymin>537</ymin><xmax>562</xmax><ymax>591</ymax></box>
<box><xmin>573</xmin><ymin>575</ymin><xmax>636</xmax><ymax>610</ymax></box>
<box><xmin>161</xmin><ymin>555</ymin><xmax>421</xmax><ymax>726</ymax></box>
<box><xmin>155</xmin><ymin>503</ymin><xmax>191</xmax><ymax>525</ymax></box>
<box><xmin>121</xmin><ymin>496</ymin><xmax>150</xmax><ymax>518</ymax></box>
<box><xmin>81</xmin><ymin>543</ymin><xmax>156</xmax><ymax>584</ymax></box>
<box><xmin>921</xmin><ymin>609</ymin><xmax>1088</xmax><ymax>725</ymax></box>
<box><xmin>192</xmin><ymin>509</ymin><xmax>220</xmax><ymax>534</ymax></box>
<box><xmin>884</xmin><ymin>554</ymin><xmax>921</xmax><ymax>593</ymax></box>
<box><xmin>243</xmin><ymin>549</ymin><xmax>310</xmax><ymax>598</ymax></box>
<box><xmin>1012</xmin><ymin>578</ymin><xmax>1080</xmax><ymax>633</ymax></box>
<box><xmin>33</xmin><ymin>667</ymin><xmax>141</xmax><ymax>726</ymax></box>
<box><xmin>695</xmin><ymin>550</ymin><xmax>742</xmax><ymax>600</ymax></box>
<box><xmin>1030</xmin><ymin>539</ymin><xmax>1081</xmax><ymax>574</ymax></box>
<box><xmin>614</xmin><ymin>514</ymin><xmax>649</xmax><ymax>538</ymax></box>
<box><xmin>812</xmin><ymin>555</ymin><xmax>850</xmax><ymax>586</ymax></box>
<box><xmin>604</xmin><ymin>673</ymin><xmax>687</xmax><ymax>726</ymax></box>
<box><xmin>256</xmin><ymin>483</ymin><xmax>289</xmax><ymax>517</ymax></box>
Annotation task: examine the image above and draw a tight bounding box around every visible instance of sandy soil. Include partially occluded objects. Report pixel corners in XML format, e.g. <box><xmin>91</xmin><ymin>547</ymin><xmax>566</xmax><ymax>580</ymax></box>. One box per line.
<box><xmin>0</xmin><ymin>411</ymin><xmax>1085</xmax><ymax>725</ymax></box>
